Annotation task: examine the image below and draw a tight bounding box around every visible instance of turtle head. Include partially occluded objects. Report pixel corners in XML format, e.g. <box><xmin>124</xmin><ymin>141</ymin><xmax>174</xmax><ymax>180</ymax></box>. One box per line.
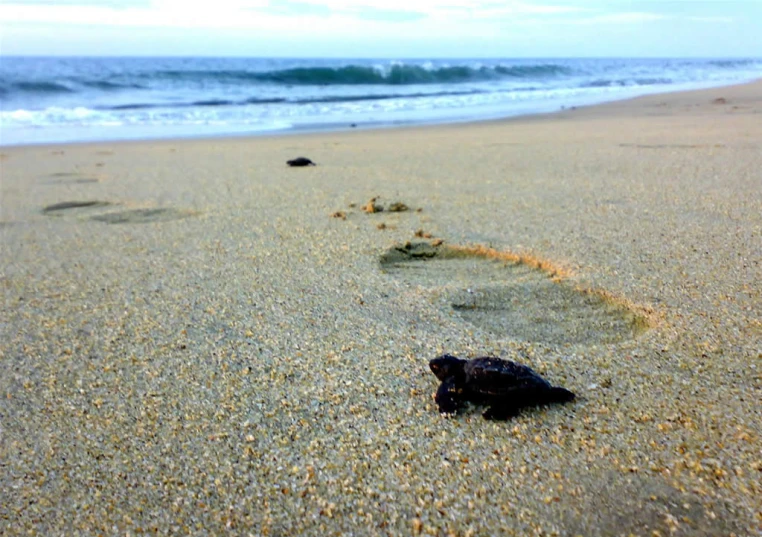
<box><xmin>429</xmin><ymin>354</ymin><xmax>466</xmax><ymax>381</ymax></box>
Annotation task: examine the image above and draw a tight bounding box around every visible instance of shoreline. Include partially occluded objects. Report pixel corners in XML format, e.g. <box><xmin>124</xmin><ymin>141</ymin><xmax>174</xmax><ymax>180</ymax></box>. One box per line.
<box><xmin>2</xmin><ymin>77</ymin><xmax>760</xmax><ymax>149</ymax></box>
<box><xmin>2</xmin><ymin>76</ymin><xmax>760</xmax><ymax>536</ymax></box>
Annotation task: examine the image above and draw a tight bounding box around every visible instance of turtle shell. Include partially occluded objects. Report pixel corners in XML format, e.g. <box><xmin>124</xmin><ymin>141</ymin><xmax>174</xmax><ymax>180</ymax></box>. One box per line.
<box><xmin>463</xmin><ymin>357</ymin><xmax>552</xmax><ymax>398</ymax></box>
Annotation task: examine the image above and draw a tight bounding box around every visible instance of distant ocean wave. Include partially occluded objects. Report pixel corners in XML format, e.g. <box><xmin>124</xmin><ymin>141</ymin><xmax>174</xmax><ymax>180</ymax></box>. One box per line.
<box><xmin>0</xmin><ymin>62</ymin><xmax>573</xmax><ymax>100</ymax></box>
<box><xmin>82</xmin><ymin>80</ymin><xmax>146</xmax><ymax>91</ymax></box>
<box><xmin>3</xmin><ymin>81</ymin><xmax>75</xmax><ymax>95</ymax></box>
<box><xmin>0</xmin><ymin>79</ymin><xmax>144</xmax><ymax>97</ymax></box>
<box><xmin>2</xmin><ymin>59</ymin><xmax>759</xmax><ymax>103</ymax></box>
<box><xmin>146</xmin><ymin>63</ymin><xmax>572</xmax><ymax>85</ymax></box>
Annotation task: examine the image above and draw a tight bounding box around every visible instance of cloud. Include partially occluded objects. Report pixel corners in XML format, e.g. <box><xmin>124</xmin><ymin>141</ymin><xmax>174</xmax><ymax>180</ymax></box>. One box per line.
<box><xmin>1</xmin><ymin>2</ymin><xmax>274</xmax><ymax>28</ymax></box>
<box><xmin>2</xmin><ymin>0</ymin><xmax>758</xmax><ymax>57</ymax></box>
<box><xmin>0</xmin><ymin>0</ymin><xmax>588</xmax><ymax>28</ymax></box>
<box><xmin>6</xmin><ymin>0</ymin><xmax>149</xmax><ymax>6</ymax></box>
<box><xmin>535</xmin><ymin>10</ymin><xmax>668</xmax><ymax>26</ymax></box>
<box><xmin>585</xmin><ymin>11</ymin><xmax>666</xmax><ymax>24</ymax></box>
<box><xmin>687</xmin><ymin>16</ymin><xmax>734</xmax><ymax>23</ymax></box>
<box><xmin>266</xmin><ymin>1</ymin><xmax>333</xmax><ymax>17</ymax></box>
<box><xmin>0</xmin><ymin>1</ymin><xmax>672</xmax><ymax>53</ymax></box>
<box><xmin>351</xmin><ymin>6</ymin><xmax>428</xmax><ymax>22</ymax></box>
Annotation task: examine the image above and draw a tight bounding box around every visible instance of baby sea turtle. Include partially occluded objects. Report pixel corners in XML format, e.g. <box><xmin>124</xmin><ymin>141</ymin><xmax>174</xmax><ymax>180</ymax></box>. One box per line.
<box><xmin>287</xmin><ymin>157</ymin><xmax>316</xmax><ymax>167</ymax></box>
<box><xmin>429</xmin><ymin>354</ymin><xmax>575</xmax><ymax>420</ymax></box>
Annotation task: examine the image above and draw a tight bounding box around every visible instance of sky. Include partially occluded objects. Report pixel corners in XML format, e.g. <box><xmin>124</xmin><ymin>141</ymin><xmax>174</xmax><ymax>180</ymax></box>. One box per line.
<box><xmin>1</xmin><ymin>0</ymin><xmax>761</xmax><ymax>58</ymax></box>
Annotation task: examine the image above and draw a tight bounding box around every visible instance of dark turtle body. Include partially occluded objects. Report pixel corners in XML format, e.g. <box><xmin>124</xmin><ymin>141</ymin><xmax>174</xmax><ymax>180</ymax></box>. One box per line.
<box><xmin>287</xmin><ymin>157</ymin><xmax>316</xmax><ymax>167</ymax></box>
<box><xmin>429</xmin><ymin>354</ymin><xmax>575</xmax><ymax>420</ymax></box>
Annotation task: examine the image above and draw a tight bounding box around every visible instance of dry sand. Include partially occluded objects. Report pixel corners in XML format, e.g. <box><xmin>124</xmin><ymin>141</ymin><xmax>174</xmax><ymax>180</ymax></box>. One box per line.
<box><xmin>1</xmin><ymin>81</ymin><xmax>760</xmax><ymax>536</ymax></box>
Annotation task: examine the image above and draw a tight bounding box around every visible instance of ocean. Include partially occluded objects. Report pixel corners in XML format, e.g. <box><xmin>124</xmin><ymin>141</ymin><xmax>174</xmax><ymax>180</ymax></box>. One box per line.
<box><xmin>1</xmin><ymin>56</ymin><xmax>760</xmax><ymax>146</ymax></box>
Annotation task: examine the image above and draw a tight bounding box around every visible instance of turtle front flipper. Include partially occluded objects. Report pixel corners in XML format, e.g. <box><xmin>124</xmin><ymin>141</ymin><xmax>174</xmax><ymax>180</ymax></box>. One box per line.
<box><xmin>483</xmin><ymin>403</ymin><xmax>521</xmax><ymax>421</ymax></box>
<box><xmin>435</xmin><ymin>377</ymin><xmax>462</xmax><ymax>414</ymax></box>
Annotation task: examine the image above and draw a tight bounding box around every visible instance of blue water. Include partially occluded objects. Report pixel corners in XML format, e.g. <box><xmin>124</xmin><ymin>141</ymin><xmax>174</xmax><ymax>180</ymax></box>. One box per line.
<box><xmin>1</xmin><ymin>57</ymin><xmax>760</xmax><ymax>145</ymax></box>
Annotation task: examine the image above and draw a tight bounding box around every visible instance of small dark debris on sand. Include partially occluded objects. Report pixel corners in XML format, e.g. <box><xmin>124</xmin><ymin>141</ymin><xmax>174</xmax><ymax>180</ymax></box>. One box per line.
<box><xmin>330</xmin><ymin>211</ymin><xmax>347</xmax><ymax>220</ymax></box>
<box><xmin>712</xmin><ymin>97</ymin><xmax>728</xmax><ymax>105</ymax></box>
<box><xmin>287</xmin><ymin>157</ymin><xmax>316</xmax><ymax>167</ymax></box>
<box><xmin>362</xmin><ymin>197</ymin><xmax>383</xmax><ymax>213</ymax></box>
<box><xmin>391</xmin><ymin>241</ymin><xmax>441</xmax><ymax>260</ymax></box>
<box><xmin>415</xmin><ymin>229</ymin><xmax>434</xmax><ymax>239</ymax></box>
<box><xmin>361</xmin><ymin>197</ymin><xmax>413</xmax><ymax>213</ymax></box>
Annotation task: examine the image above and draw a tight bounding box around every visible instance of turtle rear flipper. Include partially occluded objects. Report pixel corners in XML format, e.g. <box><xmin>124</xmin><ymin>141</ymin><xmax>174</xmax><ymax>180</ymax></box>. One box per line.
<box><xmin>548</xmin><ymin>386</ymin><xmax>575</xmax><ymax>403</ymax></box>
<box><xmin>483</xmin><ymin>385</ymin><xmax>574</xmax><ymax>420</ymax></box>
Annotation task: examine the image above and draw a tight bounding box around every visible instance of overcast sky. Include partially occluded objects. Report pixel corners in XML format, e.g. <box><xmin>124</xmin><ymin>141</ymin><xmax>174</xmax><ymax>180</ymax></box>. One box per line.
<box><xmin>1</xmin><ymin>0</ymin><xmax>761</xmax><ymax>57</ymax></box>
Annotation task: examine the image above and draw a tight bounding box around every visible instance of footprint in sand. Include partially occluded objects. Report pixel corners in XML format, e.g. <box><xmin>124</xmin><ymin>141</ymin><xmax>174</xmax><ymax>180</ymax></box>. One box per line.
<box><xmin>90</xmin><ymin>208</ymin><xmax>196</xmax><ymax>224</ymax></box>
<box><xmin>42</xmin><ymin>202</ymin><xmax>196</xmax><ymax>224</ymax></box>
<box><xmin>42</xmin><ymin>200</ymin><xmax>113</xmax><ymax>215</ymax></box>
<box><xmin>618</xmin><ymin>143</ymin><xmax>724</xmax><ymax>149</ymax></box>
<box><xmin>42</xmin><ymin>172</ymin><xmax>101</xmax><ymax>185</ymax></box>
<box><xmin>380</xmin><ymin>241</ymin><xmax>649</xmax><ymax>346</ymax></box>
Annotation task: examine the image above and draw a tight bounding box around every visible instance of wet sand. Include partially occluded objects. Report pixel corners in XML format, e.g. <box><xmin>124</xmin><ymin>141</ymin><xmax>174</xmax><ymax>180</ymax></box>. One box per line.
<box><xmin>1</xmin><ymin>81</ymin><xmax>761</xmax><ymax>536</ymax></box>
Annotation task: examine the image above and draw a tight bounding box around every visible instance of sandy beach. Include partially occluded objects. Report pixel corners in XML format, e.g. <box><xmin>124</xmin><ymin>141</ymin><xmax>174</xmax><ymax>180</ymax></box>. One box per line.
<box><xmin>1</xmin><ymin>81</ymin><xmax>760</xmax><ymax>536</ymax></box>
